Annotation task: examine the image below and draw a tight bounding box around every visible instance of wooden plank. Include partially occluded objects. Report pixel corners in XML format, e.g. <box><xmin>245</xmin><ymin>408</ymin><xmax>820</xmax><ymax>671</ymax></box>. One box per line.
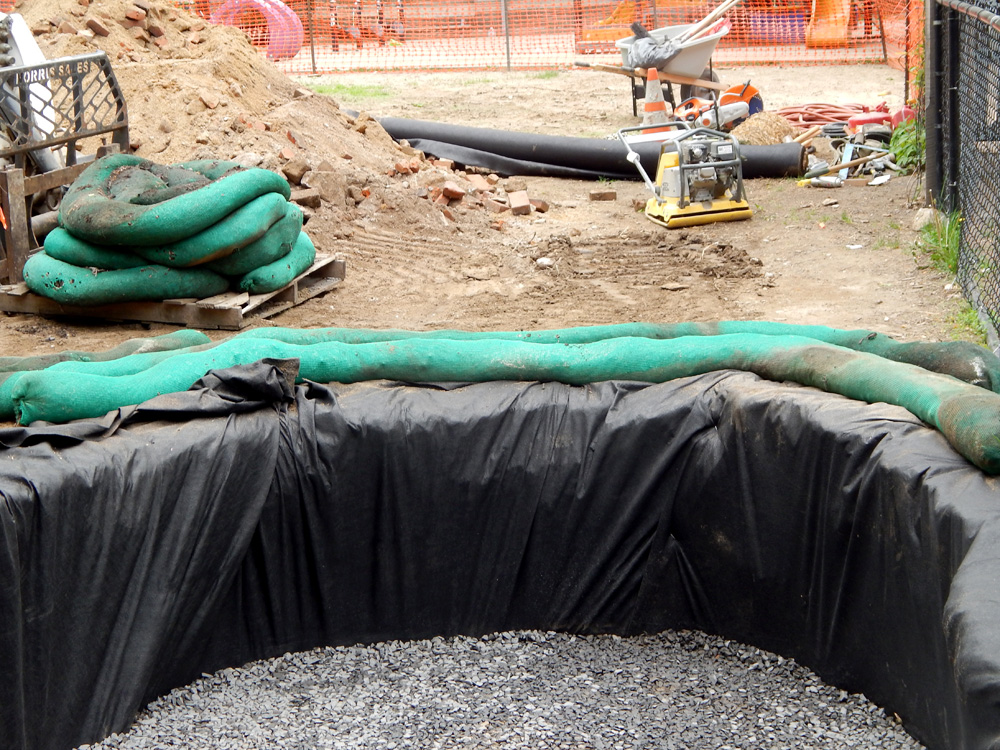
<box><xmin>1</xmin><ymin>282</ymin><xmax>29</xmax><ymax>295</ymax></box>
<box><xmin>197</xmin><ymin>291</ymin><xmax>250</xmax><ymax>309</ymax></box>
<box><xmin>23</xmin><ymin>144</ymin><xmax>123</xmax><ymax>194</ymax></box>
<box><xmin>242</xmin><ymin>255</ymin><xmax>343</xmax><ymax>315</ymax></box>
<box><xmin>22</xmin><ymin>163</ymin><xmax>90</xmax><ymax>195</ymax></box>
<box><xmin>661</xmin><ymin>72</ymin><xmax>727</xmax><ymax>91</ymax></box>
<box><xmin>0</xmin><ymin>255</ymin><xmax>345</xmax><ymax>330</ymax></box>
<box><xmin>0</xmin><ymin>292</ymin><xmax>244</xmax><ymax>329</ymax></box>
<box><xmin>0</xmin><ymin>168</ymin><xmax>30</xmax><ymax>283</ymax></box>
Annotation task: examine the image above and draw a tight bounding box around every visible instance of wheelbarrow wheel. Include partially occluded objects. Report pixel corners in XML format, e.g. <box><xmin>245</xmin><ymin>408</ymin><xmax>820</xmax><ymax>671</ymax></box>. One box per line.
<box><xmin>680</xmin><ymin>67</ymin><xmax>720</xmax><ymax>102</ymax></box>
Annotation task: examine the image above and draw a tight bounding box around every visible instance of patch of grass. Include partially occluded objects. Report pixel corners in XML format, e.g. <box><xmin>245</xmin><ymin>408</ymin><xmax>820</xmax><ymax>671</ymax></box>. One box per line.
<box><xmin>948</xmin><ymin>301</ymin><xmax>989</xmax><ymax>346</ymax></box>
<box><xmin>303</xmin><ymin>82</ymin><xmax>392</xmax><ymax>100</ymax></box>
<box><xmin>533</xmin><ymin>70</ymin><xmax>560</xmax><ymax>80</ymax></box>
<box><xmin>889</xmin><ymin>118</ymin><xmax>925</xmax><ymax>172</ymax></box>
<box><xmin>873</xmin><ymin>235</ymin><xmax>901</xmax><ymax>251</ymax></box>
<box><xmin>840</xmin><ymin>211</ymin><xmax>852</xmax><ymax>224</ymax></box>
<box><xmin>917</xmin><ymin>210</ymin><xmax>961</xmax><ymax>275</ymax></box>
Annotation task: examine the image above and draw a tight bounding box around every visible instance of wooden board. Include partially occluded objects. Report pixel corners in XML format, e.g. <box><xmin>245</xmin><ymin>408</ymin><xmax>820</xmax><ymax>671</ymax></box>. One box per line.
<box><xmin>0</xmin><ymin>255</ymin><xmax>346</xmax><ymax>330</ymax></box>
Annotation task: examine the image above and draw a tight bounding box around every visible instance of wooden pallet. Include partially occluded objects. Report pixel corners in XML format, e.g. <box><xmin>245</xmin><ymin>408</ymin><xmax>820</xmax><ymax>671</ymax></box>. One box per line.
<box><xmin>0</xmin><ymin>255</ymin><xmax>346</xmax><ymax>330</ymax></box>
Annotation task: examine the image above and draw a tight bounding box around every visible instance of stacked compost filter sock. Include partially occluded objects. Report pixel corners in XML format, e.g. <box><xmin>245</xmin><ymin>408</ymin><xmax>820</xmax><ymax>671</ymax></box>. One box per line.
<box><xmin>22</xmin><ymin>154</ymin><xmax>316</xmax><ymax>305</ymax></box>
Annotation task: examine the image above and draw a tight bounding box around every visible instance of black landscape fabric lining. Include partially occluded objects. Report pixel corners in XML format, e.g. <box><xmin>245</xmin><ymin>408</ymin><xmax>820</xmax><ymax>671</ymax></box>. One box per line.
<box><xmin>1</xmin><ymin>362</ymin><xmax>999</xmax><ymax>750</ymax></box>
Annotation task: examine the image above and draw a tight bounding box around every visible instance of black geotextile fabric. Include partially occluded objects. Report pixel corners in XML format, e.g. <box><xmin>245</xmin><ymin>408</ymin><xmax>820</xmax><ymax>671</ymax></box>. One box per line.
<box><xmin>1</xmin><ymin>363</ymin><xmax>999</xmax><ymax>750</ymax></box>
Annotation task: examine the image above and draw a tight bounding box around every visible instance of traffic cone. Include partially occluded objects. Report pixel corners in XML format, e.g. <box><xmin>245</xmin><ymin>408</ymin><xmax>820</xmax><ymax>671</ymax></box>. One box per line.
<box><xmin>642</xmin><ymin>67</ymin><xmax>671</xmax><ymax>131</ymax></box>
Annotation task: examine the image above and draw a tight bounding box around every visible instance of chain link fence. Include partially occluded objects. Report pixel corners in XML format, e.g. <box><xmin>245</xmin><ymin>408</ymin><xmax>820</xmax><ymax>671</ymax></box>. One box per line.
<box><xmin>928</xmin><ymin>0</ymin><xmax>1000</xmax><ymax>348</ymax></box>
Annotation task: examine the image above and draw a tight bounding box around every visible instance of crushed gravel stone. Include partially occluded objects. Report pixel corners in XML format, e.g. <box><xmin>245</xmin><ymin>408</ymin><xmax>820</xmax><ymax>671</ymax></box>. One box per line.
<box><xmin>79</xmin><ymin>629</ymin><xmax>925</xmax><ymax>750</ymax></box>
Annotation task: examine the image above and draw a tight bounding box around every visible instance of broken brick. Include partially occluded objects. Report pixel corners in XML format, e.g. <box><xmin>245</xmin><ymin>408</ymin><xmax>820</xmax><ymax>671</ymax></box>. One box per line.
<box><xmin>394</xmin><ymin>161</ymin><xmax>413</xmax><ymax>175</ymax></box>
<box><xmin>440</xmin><ymin>206</ymin><xmax>455</xmax><ymax>222</ymax></box>
<box><xmin>529</xmin><ymin>198</ymin><xmax>550</xmax><ymax>213</ymax></box>
<box><xmin>466</xmin><ymin>174</ymin><xmax>491</xmax><ymax>192</ymax></box>
<box><xmin>281</xmin><ymin>158</ymin><xmax>311</xmax><ymax>184</ymax></box>
<box><xmin>484</xmin><ymin>198</ymin><xmax>510</xmax><ymax>213</ymax></box>
<box><xmin>432</xmin><ymin>158</ymin><xmax>455</xmax><ymax>170</ymax></box>
<box><xmin>589</xmin><ymin>189</ymin><xmax>617</xmax><ymax>201</ymax></box>
<box><xmin>130</xmin><ymin>26</ymin><xmax>150</xmax><ymax>42</ymax></box>
<box><xmin>508</xmin><ymin>190</ymin><xmax>531</xmax><ymax>215</ymax></box>
<box><xmin>278</xmin><ymin>147</ymin><xmax>296</xmax><ymax>161</ymax></box>
<box><xmin>125</xmin><ymin>7</ymin><xmax>146</xmax><ymax>22</ymax></box>
<box><xmin>486</xmin><ymin>173</ymin><xmax>501</xmax><ymax>185</ymax></box>
<box><xmin>86</xmin><ymin>17</ymin><xmax>110</xmax><ymax>35</ymax></box>
<box><xmin>147</xmin><ymin>23</ymin><xmax>165</xmax><ymax>37</ymax></box>
<box><xmin>433</xmin><ymin>193</ymin><xmax>451</xmax><ymax>206</ymax></box>
<box><xmin>290</xmin><ymin>188</ymin><xmax>322</xmax><ymax>209</ymax></box>
<box><xmin>442</xmin><ymin>181</ymin><xmax>466</xmax><ymax>200</ymax></box>
<box><xmin>199</xmin><ymin>91</ymin><xmax>220</xmax><ymax>109</ymax></box>
<box><xmin>57</xmin><ymin>20</ymin><xmax>78</xmax><ymax>34</ymax></box>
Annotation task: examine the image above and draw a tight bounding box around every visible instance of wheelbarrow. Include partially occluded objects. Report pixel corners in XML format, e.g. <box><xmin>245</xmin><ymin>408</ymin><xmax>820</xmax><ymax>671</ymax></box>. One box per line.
<box><xmin>615</xmin><ymin>21</ymin><xmax>730</xmax><ymax>115</ymax></box>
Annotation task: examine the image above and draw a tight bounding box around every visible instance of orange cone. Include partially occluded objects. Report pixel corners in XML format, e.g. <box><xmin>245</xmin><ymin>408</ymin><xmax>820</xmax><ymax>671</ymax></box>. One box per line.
<box><xmin>642</xmin><ymin>67</ymin><xmax>671</xmax><ymax>131</ymax></box>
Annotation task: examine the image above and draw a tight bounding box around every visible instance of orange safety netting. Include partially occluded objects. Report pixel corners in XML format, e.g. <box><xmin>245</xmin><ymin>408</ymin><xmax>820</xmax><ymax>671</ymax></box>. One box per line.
<box><xmin>0</xmin><ymin>0</ymin><xmax>923</xmax><ymax>76</ymax></box>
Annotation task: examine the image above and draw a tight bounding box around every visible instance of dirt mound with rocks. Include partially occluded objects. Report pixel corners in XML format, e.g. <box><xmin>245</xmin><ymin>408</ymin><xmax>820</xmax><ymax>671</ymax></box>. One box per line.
<box><xmin>18</xmin><ymin>0</ymin><xmax>505</xmax><ymax>246</ymax></box>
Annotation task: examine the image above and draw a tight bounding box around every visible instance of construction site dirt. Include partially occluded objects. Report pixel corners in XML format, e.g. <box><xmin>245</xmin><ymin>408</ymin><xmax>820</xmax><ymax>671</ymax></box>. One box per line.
<box><xmin>4</xmin><ymin>0</ymin><xmax>962</xmax><ymax>375</ymax></box>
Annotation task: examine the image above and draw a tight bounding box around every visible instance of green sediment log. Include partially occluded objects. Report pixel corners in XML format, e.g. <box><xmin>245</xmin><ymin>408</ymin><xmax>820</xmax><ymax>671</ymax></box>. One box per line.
<box><xmin>238</xmin><ymin>231</ymin><xmax>316</xmax><ymax>293</ymax></box>
<box><xmin>22</xmin><ymin>252</ymin><xmax>230</xmax><ymax>306</ymax></box>
<box><xmin>11</xmin><ymin>333</ymin><xmax>1000</xmax><ymax>474</ymax></box>
<box><xmin>0</xmin><ymin>331</ymin><xmax>212</xmax><ymax>420</ymax></box>
<box><xmin>58</xmin><ymin>154</ymin><xmax>291</xmax><ymax>247</ymax></box>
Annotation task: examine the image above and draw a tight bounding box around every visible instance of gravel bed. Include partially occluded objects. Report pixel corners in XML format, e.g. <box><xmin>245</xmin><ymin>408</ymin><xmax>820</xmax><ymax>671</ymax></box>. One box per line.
<box><xmin>80</xmin><ymin>630</ymin><xmax>925</xmax><ymax>750</ymax></box>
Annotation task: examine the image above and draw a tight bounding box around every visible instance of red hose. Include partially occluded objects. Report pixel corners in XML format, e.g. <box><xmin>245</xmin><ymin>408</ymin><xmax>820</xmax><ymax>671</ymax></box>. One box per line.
<box><xmin>776</xmin><ymin>102</ymin><xmax>889</xmax><ymax>129</ymax></box>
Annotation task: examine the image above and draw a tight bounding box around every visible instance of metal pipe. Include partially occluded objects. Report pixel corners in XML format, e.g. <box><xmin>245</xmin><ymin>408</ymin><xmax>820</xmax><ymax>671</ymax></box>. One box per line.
<box><xmin>924</xmin><ymin>0</ymin><xmax>943</xmax><ymax>206</ymax></box>
<box><xmin>30</xmin><ymin>209</ymin><xmax>58</xmax><ymax>242</ymax></box>
<box><xmin>500</xmin><ymin>0</ymin><xmax>512</xmax><ymax>72</ymax></box>
<box><xmin>936</xmin><ymin>0</ymin><xmax>1000</xmax><ymax>32</ymax></box>
<box><xmin>943</xmin><ymin>4</ymin><xmax>961</xmax><ymax>214</ymax></box>
<box><xmin>308</xmin><ymin>0</ymin><xmax>317</xmax><ymax>75</ymax></box>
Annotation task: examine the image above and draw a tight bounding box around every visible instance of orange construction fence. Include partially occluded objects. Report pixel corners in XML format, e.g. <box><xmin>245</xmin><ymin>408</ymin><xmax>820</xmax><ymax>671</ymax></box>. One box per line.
<box><xmin>0</xmin><ymin>0</ymin><xmax>922</xmax><ymax>76</ymax></box>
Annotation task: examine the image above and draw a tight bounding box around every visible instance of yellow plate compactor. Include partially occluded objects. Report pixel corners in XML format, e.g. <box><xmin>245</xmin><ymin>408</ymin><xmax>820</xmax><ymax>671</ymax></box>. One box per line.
<box><xmin>618</xmin><ymin>123</ymin><xmax>752</xmax><ymax>228</ymax></box>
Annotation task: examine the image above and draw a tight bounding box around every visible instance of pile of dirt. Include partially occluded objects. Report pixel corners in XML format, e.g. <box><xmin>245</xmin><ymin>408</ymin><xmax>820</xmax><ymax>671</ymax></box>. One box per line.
<box><xmin>18</xmin><ymin>0</ymin><xmax>506</xmax><ymax>245</ymax></box>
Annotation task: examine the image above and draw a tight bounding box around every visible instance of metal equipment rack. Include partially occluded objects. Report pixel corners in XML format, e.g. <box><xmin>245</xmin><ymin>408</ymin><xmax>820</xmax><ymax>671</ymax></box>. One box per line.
<box><xmin>0</xmin><ymin>50</ymin><xmax>129</xmax><ymax>283</ymax></box>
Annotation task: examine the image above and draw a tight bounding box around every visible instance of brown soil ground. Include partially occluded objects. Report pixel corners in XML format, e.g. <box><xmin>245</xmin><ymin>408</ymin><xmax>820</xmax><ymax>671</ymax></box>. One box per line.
<box><xmin>5</xmin><ymin>0</ymin><xmax>964</xmax><ymax>369</ymax></box>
